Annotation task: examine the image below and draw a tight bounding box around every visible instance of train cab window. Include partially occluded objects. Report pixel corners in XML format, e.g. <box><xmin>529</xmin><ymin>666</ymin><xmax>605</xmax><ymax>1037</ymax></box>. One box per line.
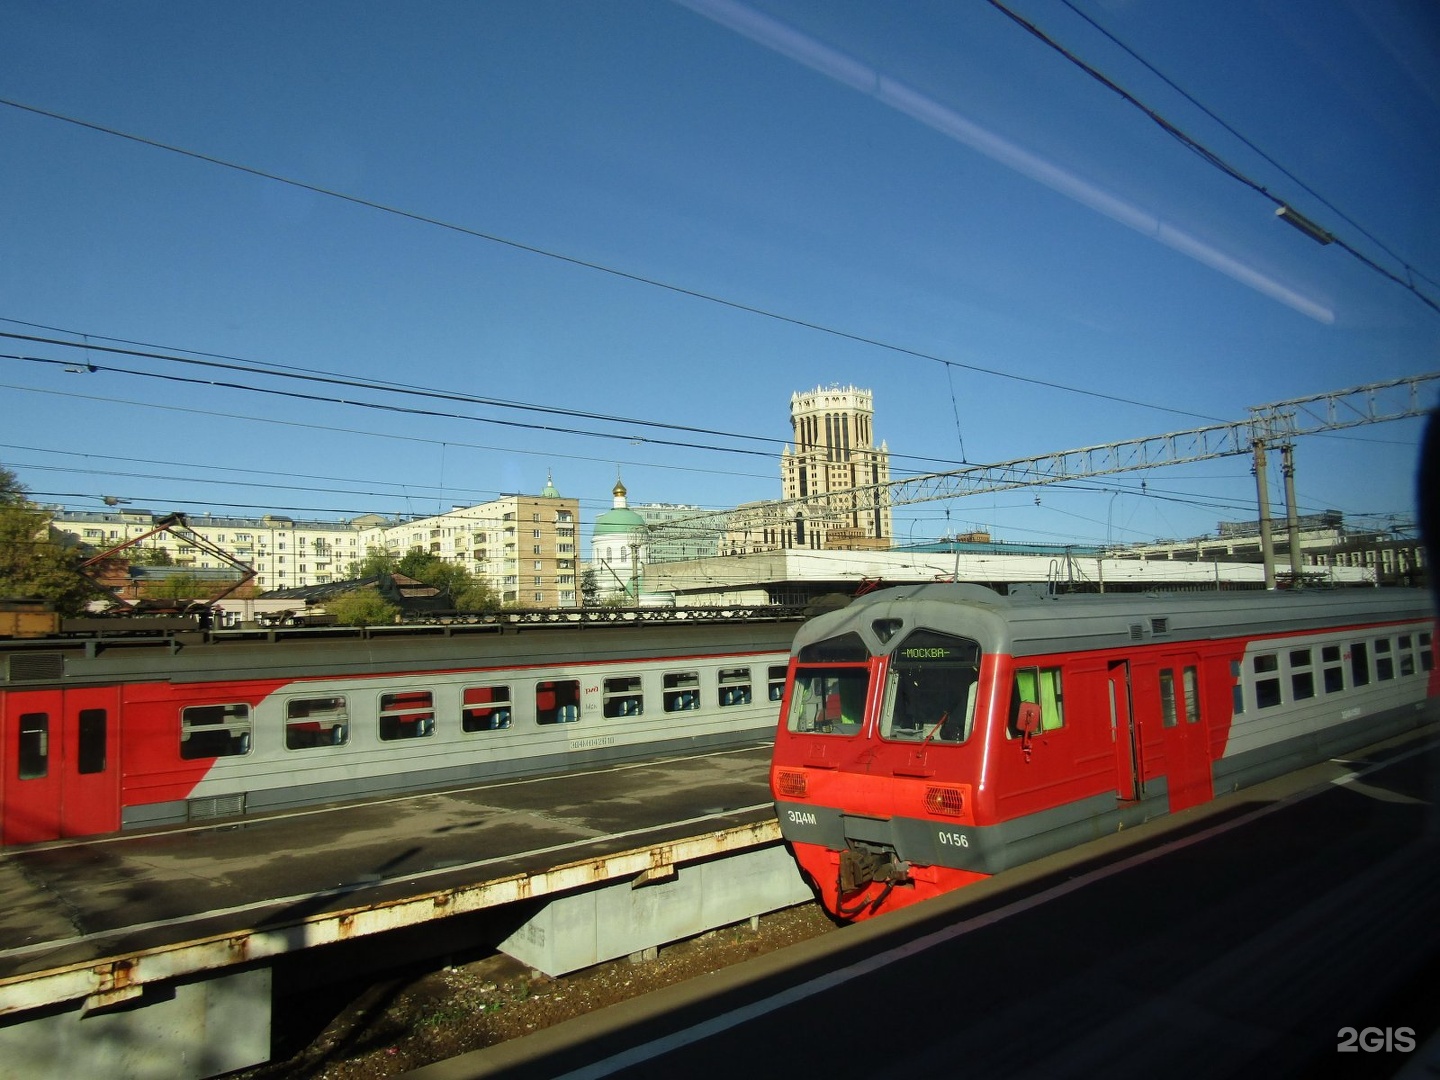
<box><xmin>1350</xmin><ymin>642</ymin><xmax>1370</xmax><ymax>687</ymax></box>
<box><xmin>880</xmin><ymin>630</ymin><xmax>981</xmax><ymax>744</ymax></box>
<box><xmin>786</xmin><ymin>666</ymin><xmax>869</xmax><ymax>736</ymax></box>
<box><xmin>536</xmin><ymin>680</ymin><xmax>581</xmax><ymax>724</ymax></box>
<box><xmin>718</xmin><ymin>667</ymin><xmax>752</xmax><ymax>708</ymax></box>
<box><xmin>18</xmin><ymin>713</ymin><xmax>48</xmax><ymax>779</ymax></box>
<box><xmin>1322</xmin><ymin>645</ymin><xmax>1345</xmax><ymax>693</ymax></box>
<box><xmin>1399</xmin><ymin>635</ymin><xmax>1416</xmax><ymax>678</ymax></box>
<box><xmin>603</xmin><ymin>675</ymin><xmax>644</xmax><ymax>717</ymax></box>
<box><xmin>1290</xmin><ymin>649</ymin><xmax>1316</xmax><ymax>701</ymax></box>
<box><xmin>769</xmin><ymin>665</ymin><xmax>787</xmax><ymax>701</ymax></box>
<box><xmin>797</xmin><ymin>632</ymin><xmax>869</xmax><ymax>662</ymax></box>
<box><xmin>663</xmin><ymin>672</ymin><xmax>701</xmax><ymax>712</ymax></box>
<box><xmin>1375</xmin><ymin>639</ymin><xmax>1394</xmax><ymax>681</ymax></box>
<box><xmin>1231</xmin><ymin>660</ymin><xmax>1244</xmax><ymax>716</ymax></box>
<box><xmin>181</xmin><ymin>703</ymin><xmax>253</xmax><ymax>759</ymax></box>
<box><xmin>1253</xmin><ymin>654</ymin><xmax>1282</xmax><ymax>709</ymax></box>
<box><xmin>77</xmin><ymin>709</ymin><xmax>108</xmax><ymax>774</ymax></box>
<box><xmin>379</xmin><ymin>691</ymin><xmax>435</xmax><ymax>741</ymax></box>
<box><xmin>462</xmin><ymin>685</ymin><xmax>512</xmax><ymax>732</ymax></box>
<box><xmin>1008</xmin><ymin>666</ymin><xmax>1064</xmax><ymax>737</ymax></box>
<box><xmin>286</xmin><ymin>696</ymin><xmax>349</xmax><ymax>749</ymax></box>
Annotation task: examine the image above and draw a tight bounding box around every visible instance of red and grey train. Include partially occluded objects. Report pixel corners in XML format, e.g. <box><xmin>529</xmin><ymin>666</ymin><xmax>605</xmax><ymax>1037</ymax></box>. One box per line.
<box><xmin>769</xmin><ymin>584</ymin><xmax>1437</xmax><ymax>920</ymax></box>
<box><xmin>0</xmin><ymin>613</ymin><xmax>800</xmax><ymax>846</ymax></box>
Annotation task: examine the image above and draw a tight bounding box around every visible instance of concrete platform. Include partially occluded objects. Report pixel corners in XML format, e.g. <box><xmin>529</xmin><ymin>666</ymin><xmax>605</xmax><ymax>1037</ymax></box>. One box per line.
<box><xmin>0</xmin><ymin>742</ymin><xmax>786</xmax><ymax>1024</ymax></box>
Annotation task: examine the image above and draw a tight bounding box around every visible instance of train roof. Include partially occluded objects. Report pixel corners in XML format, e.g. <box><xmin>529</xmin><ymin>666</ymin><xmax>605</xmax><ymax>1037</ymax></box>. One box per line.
<box><xmin>793</xmin><ymin>584</ymin><xmax>1435</xmax><ymax>660</ymax></box>
<box><xmin>1</xmin><ymin>609</ymin><xmax>805</xmax><ymax>687</ymax></box>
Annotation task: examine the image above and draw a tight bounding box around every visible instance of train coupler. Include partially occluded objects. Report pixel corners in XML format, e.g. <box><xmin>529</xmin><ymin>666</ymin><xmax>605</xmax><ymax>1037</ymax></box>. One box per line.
<box><xmin>838</xmin><ymin>846</ymin><xmax>910</xmax><ymax>895</ymax></box>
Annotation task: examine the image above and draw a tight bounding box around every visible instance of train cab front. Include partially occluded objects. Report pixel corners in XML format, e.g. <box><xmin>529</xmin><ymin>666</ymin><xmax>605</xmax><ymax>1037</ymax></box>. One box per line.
<box><xmin>770</xmin><ymin>593</ymin><xmax>1004</xmax><ymax>921</ymax></box>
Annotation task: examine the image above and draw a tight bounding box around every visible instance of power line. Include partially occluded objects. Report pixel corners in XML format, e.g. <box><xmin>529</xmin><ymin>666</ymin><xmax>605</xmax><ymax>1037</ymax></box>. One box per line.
<box><xmin>0</xmin><ymin>101</ymin><xmax>1236</xmax><ymax>426</ymax></box>
<box><xmin>1057</xmin><ymin>0</ymin><xmax>1440</xmax><ymax>299</ymax></box>
<box><xmin>984</xmin><ymin>0</ymin><xmax>1440</xmax><ymax>318</ymax></box>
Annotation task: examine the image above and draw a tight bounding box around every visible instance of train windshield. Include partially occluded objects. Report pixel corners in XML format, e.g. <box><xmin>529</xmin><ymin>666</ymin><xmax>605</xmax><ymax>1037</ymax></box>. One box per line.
<box><xmin>879</xmin><ymin>630</ymin><xmax>982</xmax><ymax>744</ymax></box>
<box><xmin>785</xmin><ymin>666</ymin><xmax>871</xmax><ymax>736</ymax></box>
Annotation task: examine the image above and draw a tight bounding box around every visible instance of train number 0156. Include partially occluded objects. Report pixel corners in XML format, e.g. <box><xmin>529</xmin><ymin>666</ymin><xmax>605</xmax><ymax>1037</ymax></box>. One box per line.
<box><xmin>937</xmin><ymin>830</ymin><xmax>970</xmax><ymax>848</ymax></box>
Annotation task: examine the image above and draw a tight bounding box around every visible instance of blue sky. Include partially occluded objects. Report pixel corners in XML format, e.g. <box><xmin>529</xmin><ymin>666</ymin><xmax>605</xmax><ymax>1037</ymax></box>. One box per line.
<box><xmin>1</xmin><ymin>0</ymin><xmax>1436</xmax><ymax>551</ymax></box>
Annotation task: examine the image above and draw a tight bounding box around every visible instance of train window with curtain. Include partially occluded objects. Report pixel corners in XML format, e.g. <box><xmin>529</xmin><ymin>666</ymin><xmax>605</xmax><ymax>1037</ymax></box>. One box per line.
<box><xmin>1374</xmin><ymin>639</ymin><xmax>1394</xmax><ymax>681</ymax></box>
<box><xmin>768</xmin><ymin>665</ymin><xmax>788</xmax><ymax>701</ymax></box>
<box><xmin>536</xmin><ymin>680</ymin><xmax>581</xmax><ymax>724</ymax></box>
<box><xmin>880</xmin><ymin>629</ymin><xmax>981</xmax><ymax>744</ymax></box>
<box><xmin>77</xmin><ymin>708</ymin><xmax>107</xmax><ymax>774</ymax></box>
<box><xmin>18</xmin><ymin>713</ymin><xmax>48</xmax><ymax>779</ymax></box>
<box><xmin>462</xmin><ymin>685</ymin><xmax>512</xmax><ymax>732</ymax></box>
<box><xmin>1290</xmin><ymin>649</ymin><xmax>1315</xmax><ymax>701</ymax></box>
<box><xmin>1253</xmin><ymin>653</ymin><xmax>1281</xmax><ymax>709</ymax></box>
<box><xmin>603</xmin><ymin>675</ymin><xmax>644</xmax><ymax>717</ymax></box>
<box><xmin>663</xmin><ymin>671</ymin><xmax>701</xmax><ymax>712</ymax></box>
<box><xmin>1008</xmin><ymin>666</ymin><xmax>1064</xmax><ymax>737</ymax></box>
<box><xmin>1321</xmin><ymin>645</ymin><xmax>1345</xmax><ymax>693</ymax></box>
<box><xmin>786</xmin><ymin>666</ymin><xmax>870</xmax><ymax>736</ymax></box>
<box><xmin>181</xmin><ymin>703</ymin><xmax>253</xmax><ymax>759</ymax></box>
<box><xmin>379</xmin><ymin>690</ymin><xmax>435</xmax><ymax>741</ymax></box>
<box><xmin>718</xmin><ymin>667</ymin><xmax>752</xmax><ymax>707</ymax></box>
<box><xmin>285</xmin><ymin>696</ymin><xmax>349</xmax><ymax>749</ymax></box>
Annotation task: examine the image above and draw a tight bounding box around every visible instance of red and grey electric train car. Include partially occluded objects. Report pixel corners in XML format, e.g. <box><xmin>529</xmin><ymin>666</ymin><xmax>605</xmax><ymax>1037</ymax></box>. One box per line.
<box><xmin>770</xmin><ymin>584</ymin><xmax>1437</xmax><ymax>920</ymax></box>
<box><xmin>0</xmin><ymin>616</ymin><xmax>799</xmax><ymax>846</ymax></box>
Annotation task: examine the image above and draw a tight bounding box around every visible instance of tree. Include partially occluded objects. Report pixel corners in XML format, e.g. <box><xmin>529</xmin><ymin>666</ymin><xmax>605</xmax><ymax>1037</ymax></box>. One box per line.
<box><xmin>326</xmin><ymin>587</ymin><xmax>400</xmax><ymax>626</ymax></box>
<box><xmin>0</xmin><ymin>466</ymin><xmax>102</xmax><ymax>615</ymax></box>
<box><xmin>580</xmin><ymin>568</ymin><xmax>599</xmax><ymax>606</ymax></box>
<box><xmin>391</xmin><ymin>551</ymin><xmax>500</xmax><ymax>611</ymax></box>
<box><xmin>344</xmin><ymin>546</ymin><xmax>399</xmax><ymax>582</ymax></box>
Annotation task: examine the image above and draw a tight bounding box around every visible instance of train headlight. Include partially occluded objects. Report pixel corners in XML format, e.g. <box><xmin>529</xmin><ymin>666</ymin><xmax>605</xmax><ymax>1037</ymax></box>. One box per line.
<box><xmin>776</xmin><ymin>770</ymin><xmax>808</xmax><ymax>798</ymax></box>
<box><xmin>924</xmin><ymin>785</ymin><xmax>964</xmax><ymax>816</ymax></box>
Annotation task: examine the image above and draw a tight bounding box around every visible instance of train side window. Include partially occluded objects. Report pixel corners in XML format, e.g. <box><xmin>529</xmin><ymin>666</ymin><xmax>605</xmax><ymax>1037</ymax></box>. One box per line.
<box><xmin>286</xmin><ymin>696</ymin><xmax>349</xmax><ymax>749</ymax></box>
<box><xmin>1399</xmin><ymin>635</ymin><xmax>1416</xmax><ymax>677</ymax></box>
<box><xmin>1253</xmin><ymin>654</ymin><xmax>1281</xmax><ymax>709</ymax></box>
<box><xmin>536</xmin><ymin>680</ymin><xmax>581</xmax><ymax>724</ymax></box>
<box><xmin>1350</xmin><ymin>642</ymin><xmax>1370</xmax><ymax>687</ymax></box>
<box><xmin>18</xmin><ymin>713</ymin><xmax>48</xmax><ymax>779</ymax></box>
<box><xmin>1230</xmin><ymin>660</ymin><xmax>1244</xmax><ymax>716</ymax></box>
<box><xmin>1008</xmin><ymin>666</ymin><xmax>1064</xmax><ymax>737</ymax></box>
<box><xmin>77</xmin><ymin>708</ymin><xmax>108</xmax><ymax>774</ymax></box>
<box><xmin>181</xmin><ymin>703</ymin><xmax>253</xmax><ymax>759</ymax></box>
<box><xmin>379</xmin><ymin>691</ymin><xmax>435</xmax><ymax>741</ymax></box>
<box><xmin>663</xmin><ymin>671</ymin><xmax>701</xmax><ymax>712</ymax></box>
<box><xmin>1421</xmin><ymin>632</ymin><xmax>1434</xmax><ymax>672</ymax></box>
<box><xmin>1374</xmin><ymin>639</ymin><xmax>1394</xmax><ymax>681</ymax></box>
<box><xmin>462</xmin><ymin>685</ymin><xmax>512</xmax><ymax>732</ymax></box>
<box><xmin>787</xmin><ymin>666</ymin><xmax>870</xmax><ymax>736</ymax></box>
<box><xmin>1290</xmin><ymin>649</ymin><xmax>1315</xmax><ymax>701</ymax></box>
<box><xmin>1321</xmin><ymin>645</ymin><xmax>1345</xmax><ymax>693</ymax></box>
<box><xmin>718</xmin><ymin>667</ymin><xmax>752</xmax><ymax>708</ymax></box>
<box><xmin>603</xmin><ymin>675</ymin><xmax>644</xmax><ymax>717</ymax></box>
<box><xmin>768</xmin><ymin>665</ymin><xmax>787</xmax><ymax>702</ymax></box>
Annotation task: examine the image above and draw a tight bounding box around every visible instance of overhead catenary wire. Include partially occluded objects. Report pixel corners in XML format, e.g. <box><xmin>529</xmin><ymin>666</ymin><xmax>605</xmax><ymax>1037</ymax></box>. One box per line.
<box><xmin>984</xmin><ymin>0</ymin><xmax>1440</xmax><ymax>318</ymax></box>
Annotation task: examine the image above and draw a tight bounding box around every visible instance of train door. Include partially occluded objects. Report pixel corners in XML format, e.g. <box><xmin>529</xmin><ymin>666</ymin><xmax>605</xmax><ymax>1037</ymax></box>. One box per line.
<box><xmin>2</xmin><ymin>687</ymin><xmax>120</xmax><ymax>844</ymax></box>
<box><xmin>1153</xmin><ymin>655</ymin><xmax>1213</xmax><ymax>813</ymax></box>
<box><xmin>1107</xmin><ymin>660</ymin><xmax>1142</xmax><ymax>801</ymax></box>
